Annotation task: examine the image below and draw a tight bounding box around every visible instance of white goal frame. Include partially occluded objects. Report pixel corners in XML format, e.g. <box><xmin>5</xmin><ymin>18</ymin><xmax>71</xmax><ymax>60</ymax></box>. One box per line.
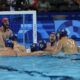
<box><xmin>0</xmin><ymin>11</ymin><xmax>37</xmax><ymax>46</ymax></box>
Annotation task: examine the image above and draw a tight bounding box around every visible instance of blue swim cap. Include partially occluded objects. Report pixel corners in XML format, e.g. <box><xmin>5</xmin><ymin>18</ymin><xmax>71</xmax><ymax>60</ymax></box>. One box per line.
<box><xmin>30</xmin><ymin>43</ymin><xmax>39</xmax><ymax>52</ymax></box>
<box><xmin>9</xmin><ymin>34</ymin><xmax>17</xmax><ymax>41</ymax></box>
<box><xmin>5</xmin><ymin>39</ymin><xmax>14</xmax><ymax>48</ymax></box>
<box><xmin>38</xmin><ymin>40</ymin><xmax>47</xmax><ymax>50</ymax></box>
<box><xmin>59</xmin><ymin>29</ymin><xmax>68</xmax><ymax>39</ymax></box>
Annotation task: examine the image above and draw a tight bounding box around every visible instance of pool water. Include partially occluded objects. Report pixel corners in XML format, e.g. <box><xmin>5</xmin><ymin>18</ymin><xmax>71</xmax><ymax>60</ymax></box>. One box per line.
<box><xmin>0</xmin><ymin>54</ymin><xmax>80</xmax><ymax>80</ymax></box>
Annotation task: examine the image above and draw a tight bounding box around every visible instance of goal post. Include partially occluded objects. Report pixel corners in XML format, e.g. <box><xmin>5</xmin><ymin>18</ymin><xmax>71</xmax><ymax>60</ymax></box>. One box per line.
<box><xmin>0</xmin><ymin>11</ymin><xmax>37</xmax><ymax>47</ymax></box>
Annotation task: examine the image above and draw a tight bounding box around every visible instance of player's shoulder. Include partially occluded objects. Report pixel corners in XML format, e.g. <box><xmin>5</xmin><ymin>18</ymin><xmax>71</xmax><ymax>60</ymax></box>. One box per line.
<box><xmin>67</xmin><ymin>38</ymin><xmax>76</xmax><ymax>45</ymax></box>
<box><xmin>69</xmin><ymin>38</ymin><xmax>75</xmax><ymax>42</ymax></box>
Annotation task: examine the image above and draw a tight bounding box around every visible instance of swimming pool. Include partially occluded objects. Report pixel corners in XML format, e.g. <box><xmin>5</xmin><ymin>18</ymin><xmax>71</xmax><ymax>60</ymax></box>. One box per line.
<box><xmin>0</xmin><ymin>54</ymin><xmax>80</xmax><ymax>80</ymax></box>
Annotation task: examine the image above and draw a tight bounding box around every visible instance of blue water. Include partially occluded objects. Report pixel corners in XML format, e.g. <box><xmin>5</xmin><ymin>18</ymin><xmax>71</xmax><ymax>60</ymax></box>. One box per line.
<box><xmin>0</xmin><ymin>54</ymin><xmax>80</xmax><ymax>80</ymax></box>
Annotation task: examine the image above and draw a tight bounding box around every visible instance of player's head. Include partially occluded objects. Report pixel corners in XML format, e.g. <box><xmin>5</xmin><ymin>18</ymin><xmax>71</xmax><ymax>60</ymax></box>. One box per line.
<box><xmin>2</xmin><ymin>17</ymin><xmax>9</xmax><ymax>27</ymax></box>
<box><xmin>49</xmin><ymin>32</ymin><xmax>56</xmax><ymax>43</ymax></box>
<box><xmin>59</xmin><ymin>29</ymin><xmax>68</xmax><ymax>39</ymax></box>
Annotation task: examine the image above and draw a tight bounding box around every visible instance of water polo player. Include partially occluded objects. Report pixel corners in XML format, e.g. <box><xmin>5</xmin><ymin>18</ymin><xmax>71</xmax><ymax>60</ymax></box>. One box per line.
<box><xmin>0</xmin><ymin>17</ymin><xmax>13</xmax><ymax>47</ymax></box>
<box><xmin>26</xmin><ymin>33</ymin><xmax>57</xmax><ymax>56</ymax></box>
<box><xmin>0</xmin><ymin>18</ymin><xmax>27</xmax><ymax>56</ymax></box>
<box><xmin>54</xmin><ymin>29</ymin><xmax>78</xmax><ymax>54</ymax></box>
<box><xmin>44</xmin><ymin>32</ymin><xmax>57</xmax><ymax>53</ymax></box>
<box><xmin>0</xmin><ymin>17</ymin><xmax>13</xmax><ymax>40</ymax></box>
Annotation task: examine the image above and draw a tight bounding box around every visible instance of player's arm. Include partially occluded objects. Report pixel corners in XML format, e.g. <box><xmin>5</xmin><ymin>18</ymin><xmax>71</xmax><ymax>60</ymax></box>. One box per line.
<box><xmin>44</xmin><ymin>41</ymin><xmax>62</xmax><ymax>54</ymax></box>
<box><xmin>77</xmin><ymin>46</ymin><xmax>80</xmax><ymax>53</ymax></box>
<box><xmin>26</xmin><ymin>51</ymin><xmax>53</xmax><ymax>56</ymax></box>
<box><xmin>73</xmin><ymin>40</ymin><xmax>78</xmax><ymax>53</ymax></box>
<box><xmin>0</xmin><ymin>32</ymin><xmax>5</xmax><ymax>48</ymax></box>
<box><xmin>54</xmin><ymin>40</ymin><xmax>62</xmax><ymax>53</ymax></box>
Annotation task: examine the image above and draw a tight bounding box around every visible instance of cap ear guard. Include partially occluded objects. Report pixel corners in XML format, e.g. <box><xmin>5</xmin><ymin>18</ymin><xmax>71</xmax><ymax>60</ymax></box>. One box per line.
<box><xmin>30</xmin><ymin>43</ymin><xmax>39</xmax><ymax>52</ymax></box>
<box><xmin>38</xmin><ymin>40</ymin><xmax>47</xmax><ymax>50</ymax></box>
<box><xmin>58</xmin><ymin>29</ymin><xmax>68</xmax><ymax>39</ymax></box>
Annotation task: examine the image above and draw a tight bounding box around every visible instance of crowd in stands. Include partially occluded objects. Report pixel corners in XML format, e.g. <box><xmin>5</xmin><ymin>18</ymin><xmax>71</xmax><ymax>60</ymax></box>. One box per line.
<box><xmin>0</xmin><ymin>0</ymin><xmax>80</xmax><ymax>11</ymax></box>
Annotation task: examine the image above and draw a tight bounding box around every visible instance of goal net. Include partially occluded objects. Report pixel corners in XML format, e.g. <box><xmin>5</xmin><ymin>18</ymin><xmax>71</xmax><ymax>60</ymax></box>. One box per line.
<box><xmin>0</xmin><ymin>11</ymin><xmax>37</xmax><ymax>48</ymax></box>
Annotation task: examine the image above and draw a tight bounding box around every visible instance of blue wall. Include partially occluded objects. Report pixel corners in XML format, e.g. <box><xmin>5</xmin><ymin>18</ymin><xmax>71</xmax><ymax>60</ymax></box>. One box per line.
<box><xmin>0</xmin><ymin>12</ymin><xmax>80</xmax><ymax>46</ymax></box>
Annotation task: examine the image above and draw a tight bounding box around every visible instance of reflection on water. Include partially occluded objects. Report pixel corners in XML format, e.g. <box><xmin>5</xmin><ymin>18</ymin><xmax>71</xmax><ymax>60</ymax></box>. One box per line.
<box><xmin>0</xmin><ymin>54</ymin><xmax>80</xmax><ymax>80</ymax></box>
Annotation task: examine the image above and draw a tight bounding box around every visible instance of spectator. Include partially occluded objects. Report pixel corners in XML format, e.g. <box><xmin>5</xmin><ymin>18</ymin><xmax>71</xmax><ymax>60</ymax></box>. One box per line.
<box><xmin>38</xmin><ymin>0</ymin><xmax>51</xmax><ymax>12</ymax></box>
<box><xmin>0</xmin><ymin>0</ymin><xmax>10</xmax><ymax>11</ymax></box>
<box><xmin>12</xmin><ymin>0</ymin><xmax>28</xmax><ymax>11</ymax></box>
<box><xmin>28</xmin><ymin>0</ymin><xmax>38</xmax><ymax>10</ymax></box>
<box><xmin>74</xmin><ymin>0</ymin><xmax>80</xmax><ymax>8</ymax></box>
<box><xmin>63</xmin><ymin>0</ymin><xmax>79</xmax><ymax>11</ymax></box>
<box><xmin>7</xmin><ymin>0</ymin><xmax>15</xmax><ymax>11</ymax></box>
<box><xmin>64</xmin><ymin>0</ymin><xmax>78</xmax><ymax>6</ymax></box>
<box><xmin>74</xmin><ymin>0</ymin><xmax>80</xmax><ymax>5</ymax></box>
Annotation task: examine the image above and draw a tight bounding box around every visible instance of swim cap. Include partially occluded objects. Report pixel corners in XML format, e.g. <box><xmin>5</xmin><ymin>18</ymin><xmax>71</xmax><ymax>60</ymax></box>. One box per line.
<box><xmin>59</xmin><ymin>29</ymin><xmax>68</xmax><ymax>39</ymax></box>
<box><xmin>2</xmin><ymin>17</ymin><xmax>9</xmax><ymax>23</ymax></box>
<box><xmin>30</xmin><ymin>43</ymin><xmax>39</xmax><ymax>52</ymax></box>
<box><xmin>5</xmin><ymin>39</ymin><xmax>14</xmax><ymax>48</ymax></box>
<box><xmin>38</xmin><ymin>40</ymin><xmax>47</xmax><ymax>50</ymax></box>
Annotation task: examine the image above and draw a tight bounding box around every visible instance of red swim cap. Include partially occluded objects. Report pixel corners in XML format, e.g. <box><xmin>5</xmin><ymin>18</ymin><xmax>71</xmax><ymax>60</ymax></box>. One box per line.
<box><xmin>2</xmin><ymin>17</ymin><xmax>9</xmax><ymax>23</ymax></box>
